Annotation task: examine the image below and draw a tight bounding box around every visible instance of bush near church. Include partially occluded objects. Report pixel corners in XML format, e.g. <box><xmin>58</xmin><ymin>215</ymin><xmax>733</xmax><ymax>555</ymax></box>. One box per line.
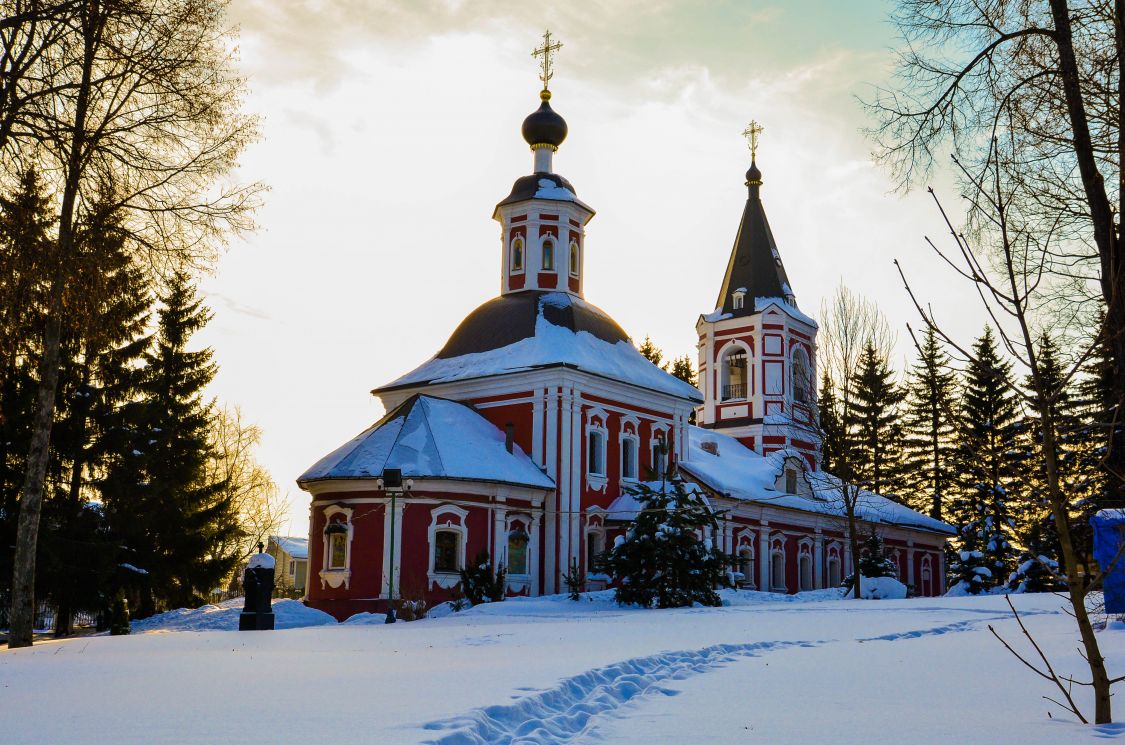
<box><xmin>599</xmin><ymin>478</ymin><xmax>731</xmax><ymax>608</ymax></box>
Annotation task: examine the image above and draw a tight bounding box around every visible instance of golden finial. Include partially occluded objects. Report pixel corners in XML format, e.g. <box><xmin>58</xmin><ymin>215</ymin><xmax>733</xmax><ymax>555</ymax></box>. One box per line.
<box><xmin>532</xmin><ymin>29</ymin><xmax>563</xmax><ymax>94</ymax></box>
<box><xmin>742</xmin><ymin>120</ymin><xmax>764</xmax><ymax>160</ymax></box>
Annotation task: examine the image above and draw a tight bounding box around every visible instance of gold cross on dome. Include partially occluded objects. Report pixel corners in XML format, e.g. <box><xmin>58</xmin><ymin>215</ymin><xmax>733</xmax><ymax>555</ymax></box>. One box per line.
<box><xmin>532</xmin><ymin>29</ymin><xmax>563</xmax><ymax>90</ymax></box>
<box><xmin>743</xmin><ymin>120</ymin><xmax>764</xmax><ymax>160</ymax></box>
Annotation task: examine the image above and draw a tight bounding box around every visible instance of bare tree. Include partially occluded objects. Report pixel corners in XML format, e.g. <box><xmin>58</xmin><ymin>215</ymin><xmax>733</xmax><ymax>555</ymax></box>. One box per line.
<box><xmin>817</xmin><ymin>285</ymin><xmax>896</xmax><ymax>598</ymax></box>
<box><xmin>5</xmin><ymin>0</ymin><xmax>262</xmax><ymax>648</ymax></box>
<box><xmin>897</xmin><ymin>137</ymin><xmax>1120</xmax><ymax>722</ymax></box>
<box><xmin>868</xmin><ymin>0</ymin><xmax>1124</xmax><ymax>523</ymax></box>
<box><xmin>206</xmin><ymin>405</ymin><xmax>287</xmax><ymax>567</ymax></box>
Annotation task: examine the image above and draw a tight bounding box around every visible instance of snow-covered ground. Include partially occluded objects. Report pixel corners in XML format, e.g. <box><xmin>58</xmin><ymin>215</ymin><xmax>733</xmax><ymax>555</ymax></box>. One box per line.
<box><xmin>3</xmin><ymin>590</ymin><xmax>1124</xmax><ymax>744</ymax></box>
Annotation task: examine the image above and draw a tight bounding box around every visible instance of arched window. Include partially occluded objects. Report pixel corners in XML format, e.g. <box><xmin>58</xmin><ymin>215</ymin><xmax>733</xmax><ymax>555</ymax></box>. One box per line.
<box><xmin>542</xmin><ymin>239</ymin><xmax>555</xmax><ymax>271</ymax></box>
<box><xmin>511</xmin><ymin>237</ymin><xmax>524</xmax><ymax>272</ymax></box>
<box><xmin>771</xmin><ymin>551</ymin><xmax>786</xmax><ymax>592</ymax></box>
<box><xmin>433</xmin><ymin>530</ymin><xmax>461</xmax><ymax>573</ymax></box>
<box><xmin>720</xmin><ymin>346</ymin><xmax>748</xmax><ymax>401</ymax></box>
<box><xmin>799</xmin><ymin>555</ymin><xmax>813</xmax><ymax>591</ymax></box>
<box><xmin>621</xmin><ymin>436</ymin><xmax>638</xmax><ymax>481</ymax></box>
<box><xmin>732</xmin><ymin>290</ymin><xmax>745</xmax><ymax>310</ymax></box>
<box><xmin>569</xmin><ymin>241</ymin><xmax>579</xmax><ymax>276</ymax></box>
<box><xmin>651</xmin><ymin>435</ymin><xmax>667</xmax><ymax>478</ymax></box>
<box><xmin>588</xmin><ymin>430</ymin><xmax>606</xmax><ymax>476</ymax></box>
<box><xmin>921</xmin><ymin>555</ymin><xmax>933</xmax><ymax>596</ymax></box>
<box><xmin>326</xmin><ymin>524</ymin><xmax>348</xmax><ymax>570</ymax></box>
<box><xmin>507</xmin><ymin>528</ymin><xmax>529</xmax><ymax>575</ymax></box>
<box><xmin>737</xmin><ymin>548</ymin><xmax>754</xmax><ymax>587</ymax></box>
<box><xmin>586</xmin><ymin>530</ymin><xmax>605</xmax><ymax>573</ymax></box>
<box><xmin>827</xmin><ymin>557</ymin><xmax>841</xmax><ymax>588</ymax></box>
<box><xmin>792</xmin><ymin>347</ymin><xmax>812</xmax><ymax>404</ymax></box>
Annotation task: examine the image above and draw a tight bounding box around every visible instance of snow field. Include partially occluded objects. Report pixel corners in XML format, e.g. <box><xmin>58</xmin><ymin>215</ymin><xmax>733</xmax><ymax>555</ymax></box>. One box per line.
<box><xmin>2</xmin><ymin>592</ymin><xmax>1122</xmax><ymax>744</ymax></box>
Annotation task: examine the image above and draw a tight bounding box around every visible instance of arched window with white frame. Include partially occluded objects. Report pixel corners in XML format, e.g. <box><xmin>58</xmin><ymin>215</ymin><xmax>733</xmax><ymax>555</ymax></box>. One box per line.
<box><xmin>427</xmin><ymin>505</ymin><xmax>469</xmax><ymax>589</ymax></box>
<box><xmin>770</xmin><ymin>536</ymin><xmax>786</xmax><ymax>592</ymax></box>
<box><xmin>507</xmin><ymin>525</ymin><xmax>530</xmax><ymax>576</ymax></box>
<box><xmin>720</xmin><ymin>344</ymin><xmax>749</xmax><ymax>401</ymax></box>
<box><xmin>791</xmin><ymin>346</ymin><xmax>812</xmax><ymax>404</ymax></box>
<box><xmin>569</xmin><ymin>241</ymin><xmax>579</xmax><ymax>277</ymax></box>
<box><xmin>588</xmin><ymin>429</ymin><xmax>606</xmax><ymax>476</ymax></box>
<box><xmin>511</xmin><ymin>236</ymin><xmax>524</xmax><ymax>272</ymax></box>
<box><xmin>620</xmin><ymin>434</ymin><xmax>638</xmax><ymax>481</ymax></box>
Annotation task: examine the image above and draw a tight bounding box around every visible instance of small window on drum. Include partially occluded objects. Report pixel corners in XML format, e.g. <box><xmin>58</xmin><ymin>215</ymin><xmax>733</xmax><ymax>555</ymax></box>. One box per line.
<box><xmin>542</xmin><ymin>239</ymin><xmax>555</xmax><ymax>271</ymax></box>
<box><xmin>325</xmin><ymin>524</ymin><xmax>348</xmax><ymax>570</ymax></box>
<box><xmin>569</xmin><ymin>242</ymin><xmax>579</xmax><ymax>276</ymax></box>
<box><xmin>511</xmin><ymin>237</ymin><xmax>524</xmax><ymax>272</ymax></box>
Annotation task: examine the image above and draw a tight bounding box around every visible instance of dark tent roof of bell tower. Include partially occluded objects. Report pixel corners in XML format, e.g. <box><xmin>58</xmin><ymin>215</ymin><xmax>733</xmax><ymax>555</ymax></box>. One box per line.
<box><xmin>714</xmin><ymin>164</ymin><xmax>793</xmax><ymax>317</ymax></box>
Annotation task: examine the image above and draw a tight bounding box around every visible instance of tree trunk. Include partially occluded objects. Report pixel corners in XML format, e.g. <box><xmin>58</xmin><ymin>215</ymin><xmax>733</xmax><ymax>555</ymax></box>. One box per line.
<box><xmin>847</xmin><ymin>495</ymin><xmax>862</xmax><ymax>599</ymax></box>
<box><xmin>7</xmin><ymin>307</ymin><xmax>63</xmax><ymax>648</ymax></box>
<box><xmin>1041</xmin><ymin>391</ymin><xmax>1112</xmax><ymax>723</ymax></box>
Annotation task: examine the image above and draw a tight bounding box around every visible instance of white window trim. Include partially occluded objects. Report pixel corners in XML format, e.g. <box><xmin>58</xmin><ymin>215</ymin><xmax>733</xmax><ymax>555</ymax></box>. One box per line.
<box><xmin>585</xmin><ymin>413</ymin><xmax>609</xmax><ymax>489</ymax></box>
<box><xmin>319</xmin><ymin>504</ymin><xmax>354</xmax><ymax>590</ymax></box>
<box><xmin>797</xmin><ymin>538</ymin><xmax>814</xmax><ymax>591</ymax></box>
<box><xmin>427</xmin><ymin>504</ymin><xmax>469</xmax><ymax>589</ymax></box>
<box><xmin>791</xmin><ymin>345</ymin><xmax>812</xmax><ymax>405</ymax></box>
<box><xmin>734</xmin><ymin>529</ymin><xmax>756</xmax><ymax>588</ymax></box>
<box><xmin>585</xmin><ymin>512</ymin><xmax>606</xmax><ymax>577</ymax></box>
<box><xmin>732</xmin><ymin>291</ymin><xmax>745</xmax><ymax>310</ymax></box>
<box><xmin>568</xmin><ymin>240</ymin><xmax>580</xmax><ymax>277</ymax></box>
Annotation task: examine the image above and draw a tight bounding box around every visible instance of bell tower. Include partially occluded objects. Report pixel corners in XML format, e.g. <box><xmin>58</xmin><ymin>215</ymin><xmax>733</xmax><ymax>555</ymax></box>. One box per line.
<box><xmin>493</xmin><ymin>30</ymin><xmax>594</xmax><ymax>298</ymax></box>
<box><xmin>695</xmin><ymin>123</ymin><xmax>821</xmax><ymax>469</ymax></box>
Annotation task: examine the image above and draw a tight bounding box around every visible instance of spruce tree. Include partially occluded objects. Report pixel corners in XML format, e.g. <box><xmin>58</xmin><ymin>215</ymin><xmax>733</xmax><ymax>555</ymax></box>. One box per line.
<box><xmin>637</xmin><ymin>335</ymin><xmax>667</xmax><ymax>370</ymax></box>
<box><xmin>100</xmin><ymin>272</ymin><xmax>240</xmax><ymax>614</ymax></box>
<box><xmin>599</xmin><ymin>478</ymin><xmax>730</xmax><ymax>608</ymax></box>
<box><xmin>948</xmin><ymin>327</ymin><xmax>1022</xmax><ymax>593</ymax></box>
<box><xmin>843</xmin><ymin>530</ymin><xmax>898</xmax><ymax>589</ymax></box>
<box><xmin>849</xmin><ymin>342</ymin><xmax>905</xmax><ymax>498</ymax></box>
<box><xmin>818</xmin><ymin>370</ymin><xmax>844</xmax><ymax>475</ymax></box>
<box><xmin>900</xmin><ymin>327</ymin><xmax>958</xmax><ymax>521</ymax></box>
<box><xmin>669</xmin><ymin>355</ymin><xmax>696</xmax><ymax>387</ymax></box>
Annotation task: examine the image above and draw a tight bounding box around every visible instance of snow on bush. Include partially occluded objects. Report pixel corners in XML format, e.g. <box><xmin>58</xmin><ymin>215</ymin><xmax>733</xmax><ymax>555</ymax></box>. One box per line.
<box><xmin>845</xmin><ymin>575</ymin><xmax>907</xmax><ymax>600</ymax></box>
<box><xmin>130</xmin><ymin>597</ymin><xmax>336</xmax><ymax>633</ymax></box>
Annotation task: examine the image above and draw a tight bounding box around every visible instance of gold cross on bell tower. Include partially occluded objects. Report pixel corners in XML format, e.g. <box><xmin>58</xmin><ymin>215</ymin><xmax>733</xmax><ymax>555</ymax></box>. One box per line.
<box><xmin>532</xmin><ymin>30</ymin><xmax>563</xmax><ymax>92</ymax></box>
<box><xmin>742</xmin><ymin>120</ymin><xmax>764</xmax><ymax>160</ymax></box>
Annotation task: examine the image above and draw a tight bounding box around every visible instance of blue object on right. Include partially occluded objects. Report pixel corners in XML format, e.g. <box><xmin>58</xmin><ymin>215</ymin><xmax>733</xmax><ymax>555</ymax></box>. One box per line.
<box><xmin>1091</xmin><ymin>510</ymin><xmax>1125</xmax><ymax>614</ymax></box>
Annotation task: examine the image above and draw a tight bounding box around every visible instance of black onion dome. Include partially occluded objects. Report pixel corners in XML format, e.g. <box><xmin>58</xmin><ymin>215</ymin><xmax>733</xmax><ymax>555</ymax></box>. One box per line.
<box><xmin>745</xmin><ymin>159</ymin><xmax>762</xmax><ymax>185</ymax></box>
<box><xmin>436</xmin><ymin>291</ymin><xmax>628</xmax><ymax>359</ymax></box>
<box><xmin>521</xmin><ymin>92</ymin><xmax>568</xmax><ymax>149</ymax></box>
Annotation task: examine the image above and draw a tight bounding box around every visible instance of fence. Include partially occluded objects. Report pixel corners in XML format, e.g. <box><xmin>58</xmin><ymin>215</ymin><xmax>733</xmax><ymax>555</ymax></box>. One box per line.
<box><xmin>0</xmin><ymin>597</ymin><xmax>99</xmax><ymax>632</ymax></box>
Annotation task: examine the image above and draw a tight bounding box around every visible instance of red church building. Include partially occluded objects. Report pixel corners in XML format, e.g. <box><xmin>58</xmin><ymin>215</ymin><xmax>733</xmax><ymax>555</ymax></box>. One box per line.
<box><xmin>297</xmin><ymin>73</ymin><xmax>953</xmax><ymax>621</ymax></box>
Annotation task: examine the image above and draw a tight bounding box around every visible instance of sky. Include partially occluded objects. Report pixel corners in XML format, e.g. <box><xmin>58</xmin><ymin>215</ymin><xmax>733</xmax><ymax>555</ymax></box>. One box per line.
<box><xmin>199</xmin><ymin>0</ymin><xmax>984</xmax><ymax>534</ymax></box>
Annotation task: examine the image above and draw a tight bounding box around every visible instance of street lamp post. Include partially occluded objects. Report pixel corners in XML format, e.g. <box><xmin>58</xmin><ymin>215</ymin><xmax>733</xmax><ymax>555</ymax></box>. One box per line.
<box><xmin>377</xmin><ymin>468</ymin><xmax>412</xmax><ymax>624</ymax></box>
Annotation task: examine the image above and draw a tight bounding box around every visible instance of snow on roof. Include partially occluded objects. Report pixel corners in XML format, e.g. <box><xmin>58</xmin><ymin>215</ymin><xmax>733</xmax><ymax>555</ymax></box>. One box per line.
<box><xmin>298</xmin><ymin>395</ymin><xmax>555</xmax><ymax>490</ymax></box>
<box><xmin>384</xmin><ymin>294</ymin><xmax>702</xmax><ymax>402</ymax></box>
<box><xmin>605</xmin><ymin>480</ymin><xmax>712</xmax><ymax>521</ymax></box>
<box><xmin>754</xmin><ymin>297</ymin><xmax>818</xmax><ymax>328</ymax></box>
<box><xmin>679</xmin><ymin>427</ymin><xmax>953</xmax><ymax>535</ymax></box>
<box><xmin>271</xmin><ymin>536</ymin><xmax>309</xmax><ymax>560</ymax></box>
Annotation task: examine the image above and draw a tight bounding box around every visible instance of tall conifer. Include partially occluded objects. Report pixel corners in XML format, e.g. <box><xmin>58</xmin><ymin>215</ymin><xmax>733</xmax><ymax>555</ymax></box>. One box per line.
<box><xmin>849</xmin><ymin>342</ymin><xmax>905</xmax><ymax>497</ymax></box>
<box><xmin>900</xmin><ymin>327</ymin><xmax>958</xmax><ymax>520</ymax></box>
<box><xmin>948</xmin><ymin>327</ymin><xmax>1022</xmax><ymax>593</ymax></box>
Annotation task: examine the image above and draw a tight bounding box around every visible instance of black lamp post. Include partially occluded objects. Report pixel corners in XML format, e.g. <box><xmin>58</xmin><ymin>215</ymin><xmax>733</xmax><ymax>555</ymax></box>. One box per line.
<box><xmin>378</xmin><ymin>468</ymin><xmax>412</xmax><ymax>624</ymax></box>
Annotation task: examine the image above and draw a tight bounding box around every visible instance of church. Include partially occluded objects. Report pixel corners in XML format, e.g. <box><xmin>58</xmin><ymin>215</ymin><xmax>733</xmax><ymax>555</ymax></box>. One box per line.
<box><xmin>297</xmin><ymin>40</ymin><xmax>953</xmax><ymax>620</ymax></box>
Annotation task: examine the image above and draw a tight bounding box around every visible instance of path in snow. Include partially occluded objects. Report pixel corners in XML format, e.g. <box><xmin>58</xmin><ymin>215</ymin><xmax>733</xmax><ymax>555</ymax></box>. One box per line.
<box><xmin>421</xmin><ymin>611</ymin><xmax>1019</xmax><ymax>745</ymax></box>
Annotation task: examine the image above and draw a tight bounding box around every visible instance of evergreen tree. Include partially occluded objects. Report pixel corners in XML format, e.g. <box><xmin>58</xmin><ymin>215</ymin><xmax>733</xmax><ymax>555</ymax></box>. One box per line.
<box><xmin>100</xmin><ymin>272</ymin><xmax>240</xmax><ymax>615</ymax></box>
<box><xmin>1071</xmin><ymin>321</ymin><xmax>1120</xmax><ymax>564</ymax></box>
<box><xmin>637</xmin><ymin>335</ymin><xmax>668</xmax><ymax>370</ymax></box>
<box><xmin>843</xmin><ymin>530</ymin><xmax>898</xmax><ymax>589</ymax></box>
<box><xmin>599</xmin><ymin>478</ymin><xmax>729</xmax><ymax>608</ymax></box>
<box><xmin>849</xmin><ymin>342</ymin><xmax>905</xmax><ymax>498</ymax></box>
<box><xmin>948</xmin><ymin>327</ymin><xmax>1022</xmax><ymax>593</ymax></box>
<box><xmin>1007</xmin><ymin>519</ymin><xmax>1067</xmax><ymax>593</ymax></box>
<box><xmin>900</xmin><ymin>327</ymin><xmax>958</xmax><ymax>521</ymax></box>
<box><xmin>818</xmin><ymin>370</ymin><xmax>844</xmax><ymax>475</ymax></box>
<box><xmin>669</xmin><ymin>355</ymin><xmax>696</xmax><ymax>387</ymax></box>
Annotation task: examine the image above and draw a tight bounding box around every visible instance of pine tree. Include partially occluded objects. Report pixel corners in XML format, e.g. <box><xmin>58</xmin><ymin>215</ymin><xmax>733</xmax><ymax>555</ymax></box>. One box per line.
<box><xmin>637</xmin><ymin>336</ymin><xmax>668</xmax><ymax>370</ymax></box>
<box><xmin>599</xmin><ymin>478</ymin><xmax>730</xmax><ymax>608</ymax></box>
<box><xmin>900</xmin><ymin>327</ymin><xmax>958</xmax><ymax>520</ymax></box>
<box><xmin>100</xmin><ymin>272</ymin><xmax>241</xmax><ymax>615</ymax></box>
<box><xmin>818</xmin><ymin>370</ymin><xmax>844</xmax><ymax>475</ymax></box>
<box><xmin>948</xmin><ymin>327</ymin><xmax>1022</xmax><ymax>593</ymax></box>
<box><xmin>849</xmin><ymin>342</ymin><xmax>905</xmax><ymax>498</ymax></box>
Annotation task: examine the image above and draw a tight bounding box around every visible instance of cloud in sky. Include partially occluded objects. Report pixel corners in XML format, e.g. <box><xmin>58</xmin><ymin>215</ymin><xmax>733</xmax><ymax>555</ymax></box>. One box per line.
<box><xmin>205</xmin><ymin>1</ymin><xmax>976</xmax><ymax>533</ymax></box>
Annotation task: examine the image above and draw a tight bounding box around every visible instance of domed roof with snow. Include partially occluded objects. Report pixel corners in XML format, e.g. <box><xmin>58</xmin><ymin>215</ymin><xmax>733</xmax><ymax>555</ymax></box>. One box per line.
<box><xmin>377</xmin><ymin>292</ymin><xmax>702</xmax><ymax>402</ymax></box>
